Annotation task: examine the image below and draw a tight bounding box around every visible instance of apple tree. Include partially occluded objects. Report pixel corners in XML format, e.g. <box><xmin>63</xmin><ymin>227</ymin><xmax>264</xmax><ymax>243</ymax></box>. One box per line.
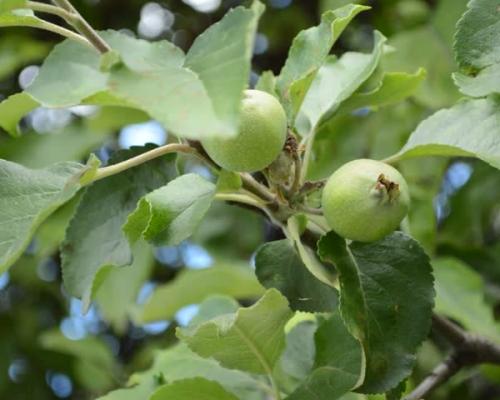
<box><xmin>0</xmin><ymin>0</ymin><xmax>499</xmax><ymax>399</ymax></box>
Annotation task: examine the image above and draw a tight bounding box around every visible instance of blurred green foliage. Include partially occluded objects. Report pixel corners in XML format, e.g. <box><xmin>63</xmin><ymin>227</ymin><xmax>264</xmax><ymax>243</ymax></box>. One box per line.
<box><xmin>0</xmin><ymin>1</ymin><xmax>499</xmax><ymax>399</ymax></box>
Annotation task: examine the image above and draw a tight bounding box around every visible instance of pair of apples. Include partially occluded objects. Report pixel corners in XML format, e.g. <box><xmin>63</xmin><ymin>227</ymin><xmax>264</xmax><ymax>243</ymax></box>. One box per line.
<box><xmin>202</xmin><ymin>90</ymin><xmax>410</xmax><ymax>243</ymax></box>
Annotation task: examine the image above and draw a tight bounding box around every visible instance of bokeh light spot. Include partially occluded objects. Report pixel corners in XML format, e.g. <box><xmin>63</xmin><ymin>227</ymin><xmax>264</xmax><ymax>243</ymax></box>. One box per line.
<box><xmin>138</xmin><ymin>2</ymin><xmax>175</xmax><ymax>38</ymax></box>
<box><xmin>0</xmin><ymin>273</ymin><xmax>9</xmax><ymax>290</ymax></box>
<box><xmin>176</xmin><ymin>304</ymin><xmax>200</xmax><ymax>326</ymax></box>
<box><xmin>118</xmin><ymin>121</ymin><xmax>167</xmax><ymax>148</ymax></box>
<box><xmin>18</xmin><ymin>65</ymin><xmax>39</xmax><ymax>89</ymax></box>
<box><xmin>182</xmin><ymin>0</ymin><xmax>221</xmax><ymax>13</ymax></box>
<box><xmin>46</xmin><ymin>372</ymin><xmax>73</xmax><ymax>398</ymax></box>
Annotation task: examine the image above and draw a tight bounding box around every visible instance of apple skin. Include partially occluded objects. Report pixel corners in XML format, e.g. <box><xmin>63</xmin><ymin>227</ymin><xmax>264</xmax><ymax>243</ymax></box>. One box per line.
<box><xmin>321</xmin><ymin>159</ymin><xmax>410</xmax><ymax>242</ymax></box>
<box><xmin>201</xmin><ymin>90</ymin><xmax>287</xmax><ymax>172</ymax></box>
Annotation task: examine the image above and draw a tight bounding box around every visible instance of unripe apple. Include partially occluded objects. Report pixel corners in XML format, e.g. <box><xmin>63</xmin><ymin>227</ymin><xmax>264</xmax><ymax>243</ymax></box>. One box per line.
<box><xmin>201</xmin><ymin>89</ymin><xmax>287</xmax><ymax>172</ymax></box>
<box><xmin>321</xmin><ymin>159</ymin><xmax>410</xmax><ymax>242</ymax></box>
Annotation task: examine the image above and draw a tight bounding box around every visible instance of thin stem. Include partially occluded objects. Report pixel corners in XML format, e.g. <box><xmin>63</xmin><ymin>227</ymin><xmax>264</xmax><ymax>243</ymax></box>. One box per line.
<box><xmin>215</xmin><ymin>193</ymin><xmax>266</xmax><ymax>211</ymax></box>
<box><xmin>300</xmin><ymin>130</ymin><xmax>316</xmax><ymax>185</ymax></box>
<box><xmin>91</xmin><ymin>144</ymin><xmax>197</xmax><ymax>182</ymax></box>
<box><xmin>290</xmin><ymin>154</ymin><xmax>302</xmax><ymax>195</ymax></box>
<box><xmin>240</xmin><ymin>173</ymin><xmax>276</xmax><ymax>203</ymax></box>
<box><xmin>3</xmin><ymin>18</ymin><xmax>91</xmax><ymax>47</ymax></box>
<box><xmin>307</xmin><ymin>214</ymin><xmax>330</xmax><ymax>233</ymax></box>
<box><xmin>26</xmin><ymin>1</ymin><xmax>76</xmax><ymax>23</ymax></box>
<box><xmin>298</xmin><ymin>205</ymin><xmax>323</xmax><ymax>216</ymax></box>
<box><xmin>51</xmin><ymin>0</ymin><xmax>111</xmax><ymax>53</ymax></box>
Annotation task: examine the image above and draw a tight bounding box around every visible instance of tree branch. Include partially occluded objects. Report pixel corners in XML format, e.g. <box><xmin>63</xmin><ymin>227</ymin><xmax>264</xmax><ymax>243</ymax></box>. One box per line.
<box><xmin>405</xmin><ymin>314</ymin><xmax>500</xmax><ymax>400</ymax></box>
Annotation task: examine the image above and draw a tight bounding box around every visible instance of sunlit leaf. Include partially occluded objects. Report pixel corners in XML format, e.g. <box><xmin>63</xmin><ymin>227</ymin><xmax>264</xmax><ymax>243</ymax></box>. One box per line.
<box><xmin>0</xmin><ymin>159</ymin><xmax>85</xmax><ymax>274</ymax></box>
<box><xmin>0</xmin><ymin>92</ymin><xmax>38</xmax><ymax>136</ymax></box>
<box><xmin>185</xmin><ymin>2</ymin><xmax>264</xmax><ymax>136</ymax></box>
<box><xmin>295</xmin><ymin>31</ymin><xmax>386</xmax><ymax>135</ymax></box>
<box><xmin>454</xmin><ymin>0</ymin><xmax>500</xmax><ymax>70</ymax></box>
<box><xmin>177</xmin><ymin>289</ymin><xmax>292</xmax><ymax>374</ymax></box>
<box><xmin>336</xmin><ymin>68</ymin><xmax>426</xmax><ymax>115</ymax></box>
<box><xmin>124</xmin><ymin>173</ymin><xmax>215</xmax><ymax>247</ymax></box>
<box><xmin>453</xmin><ymin>63</ymin><xmax>500</xmax><ymax>97</ymax></box>
<box><xmin>387</xmin><ymin>97</ymin><xmax>500</xmax><ymax>170</ymax></box>
<box><xmin>276</xmin><ymin>4</ymin><xmax>369</xmax><ymax>119</ymax></box>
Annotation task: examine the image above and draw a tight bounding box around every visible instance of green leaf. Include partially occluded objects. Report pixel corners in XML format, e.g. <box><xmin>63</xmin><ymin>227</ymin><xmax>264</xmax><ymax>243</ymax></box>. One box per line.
<box><xmin>98</xmin><ymin>343</ymin><xmax>264</xmax><ymax>400</ymax></box>
<box><xmin>24</xmin><ymin>30</ymin><xmax>234</xmax><ymax>139</ymax></box>
<box><xmin>140</xmin><ymin>263</ymin><xmax>264</xmax><ymax>323</ymax></box>
<box><xmin>382</xmin><ymin>26</ymin><xmax>459</xmax><ymax>108</ymax></box>
<box><xmin>0</xmin><ymin>124</ymin><xmax>109</xmax><ymax>168</ymax></box>
<box><xmin>309</xmin><ymin>102</ymin><xmax>426</xmax><ymax>181</ymax></box>
<box><xmin>216</xmin><ymin>170</ymin><xmax>242</xmax><ymax>193</ymax></box>
<box><xmin>102</xmin><ymin>296</ymin><xmax>263</xmax><ymax>399</ymax></box>
<box><xmin>454</xmin><ymin>0</ymin><xmax>500</xmax><ymax>70</ymax></box>
<box><xmin>318</xmin><ymin>231</ymin><xmax>434</xmax><ymax>393</ymax></box>
<box><xmin>453</xmin><ymin>64</ymin><xmax>500</xmax><ymax>97</ymax></box>
<box><xmin>187</xmin><ymin>295</ymin><xmax>240</xmax><ymax>329</ymax></box>
<box><xmin>255</xmin><ymin>239</ymin><xmax>338</xmax><ymax>312</ymax></box>
<box><xmin>106</xmin><ymin>66</ymin><xmax>223</xmax><ymax>140</ymax></box>
<box><xmin>26</xmin><ymin>36</ymin><xmax>107</xmax><ymax>107</ymax></box>
<box><xmin>0</xmin><ymin>159</ymin><xmax>85</xmax><ymax>274</ymax></box>
<box><xmin>95</xmin><ymin>241</ymin><xmax>155</xmax><ymax>334</ymax></box>
<box><xmin>274</xmin><ymin>320</ymin><xmax>317</xmax><ymax>393</ymax></box>
<box><xmin>287</xmin><ymin>312</ymin><xmax>364</xmax><ymax>400</ymax></box>
<box><xmin>39</xmin><ymin>329</ymin><xmax>117</xmax><ymax>392</ymax></box>
<box><xmin>432</xmin><ymin>0</ymin><xmax>469</xmax><ymax>49</ymax></box>
<box><xmin>0</xmin><ymin>92</ymin><xmax>38</xmax><ymax>136</ymax></box>
<box><xmin>27</xmin><ymin>30</ymin><xmax>184</xmax><ymax>107</ymax></box>
<box><xmin>433</xmin><ymin>257</ymin><xmax>500</xmax><ymax>342</ymax></box>
<box><xmin>184</xmin><ymin>2</ymin><xmax>263</xmax><ymax>136</ymax></box>
<box><xmin>61</xmin><ymin>145</ymin><xmax>177</xmax><ymax>304</ymax></box>
<box><xmin>0</xmin><ymin>8</ymin><xmax>44</xmax><ymax>29</ymax></box>
<box><xmin>177</xmin><ymin>289</ymin><xmax>293</xmax><ymax>374</ymax></box>
<box><xmin>0</xmin><ymin>33</ymin><xmax>49</xmax><ymax>80</ymax></box>
<box><xmin>0</xmin><ymin>0</ymin><xmax>26</xmax><ymax>13</ymax></box>
<box><xmin>439</xmin><ymin>162</ymin><xmax>500</xmax><ymax>247</ymax></box>
<box><xmin>15</xmin><ymin>20</ymin><xmax>265</xmax><ymax>139</ymax></box>
<box><xmin>295</xmin><ymin>31</ymin><xmax>386</xmax><ymax>135</ymax></box>
<box><xmin>452</xmin><ymin>0</ymin><xmax>500</xmax><ymax>96</ymax></box>
<box><xmin>287</xmin><ymin>215</ymin><xmax>337</xmax><ymax>287</ymax></box>
<box><xmin>337</xmin><ymin>68</ymin><xmax>426</xmax><ymax>115</ymax></box>
<box><xmin>255</xmin><ymin>70</ymin><xmax>277</xmax><ymax>95</ymax></box>
<box><xmin>385</xmin><ymin>380</ymin><xmax>407</xmax><ymax>400</ymax></box>
<box><xmin>124</xmin><ymin>174</ymin><xmax>215</xmax><ymax>247</ymax></box>
<box><xmin>387</xmin><ymin>98</ymin><xmax>500</xmax><ymax>169</ymax></box>
<box><xmin>276</xmin><ymin>3</ymin><xmax>369</xmax><ymax>118</ymax></box>
<box><xmin>400</xmin><ymin>157</ymin><xmax>448</xmax><ymax>254</ymax></box>
<box><xmin>150</xmin><ymin>378</ymin><xmax>239</xmax><ymax>400</ymax></box>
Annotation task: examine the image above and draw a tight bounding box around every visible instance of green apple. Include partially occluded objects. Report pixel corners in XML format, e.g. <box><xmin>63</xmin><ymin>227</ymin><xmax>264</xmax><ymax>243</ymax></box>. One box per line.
<box><xmin>321</xmin><ymin>159</ymin><xmax>410</xmax><ymax>242</ymax></box>
<box><xmin>201</xmin><ymin>89</ymin><xmax>287</xmax><ymax>172</ymax></box>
